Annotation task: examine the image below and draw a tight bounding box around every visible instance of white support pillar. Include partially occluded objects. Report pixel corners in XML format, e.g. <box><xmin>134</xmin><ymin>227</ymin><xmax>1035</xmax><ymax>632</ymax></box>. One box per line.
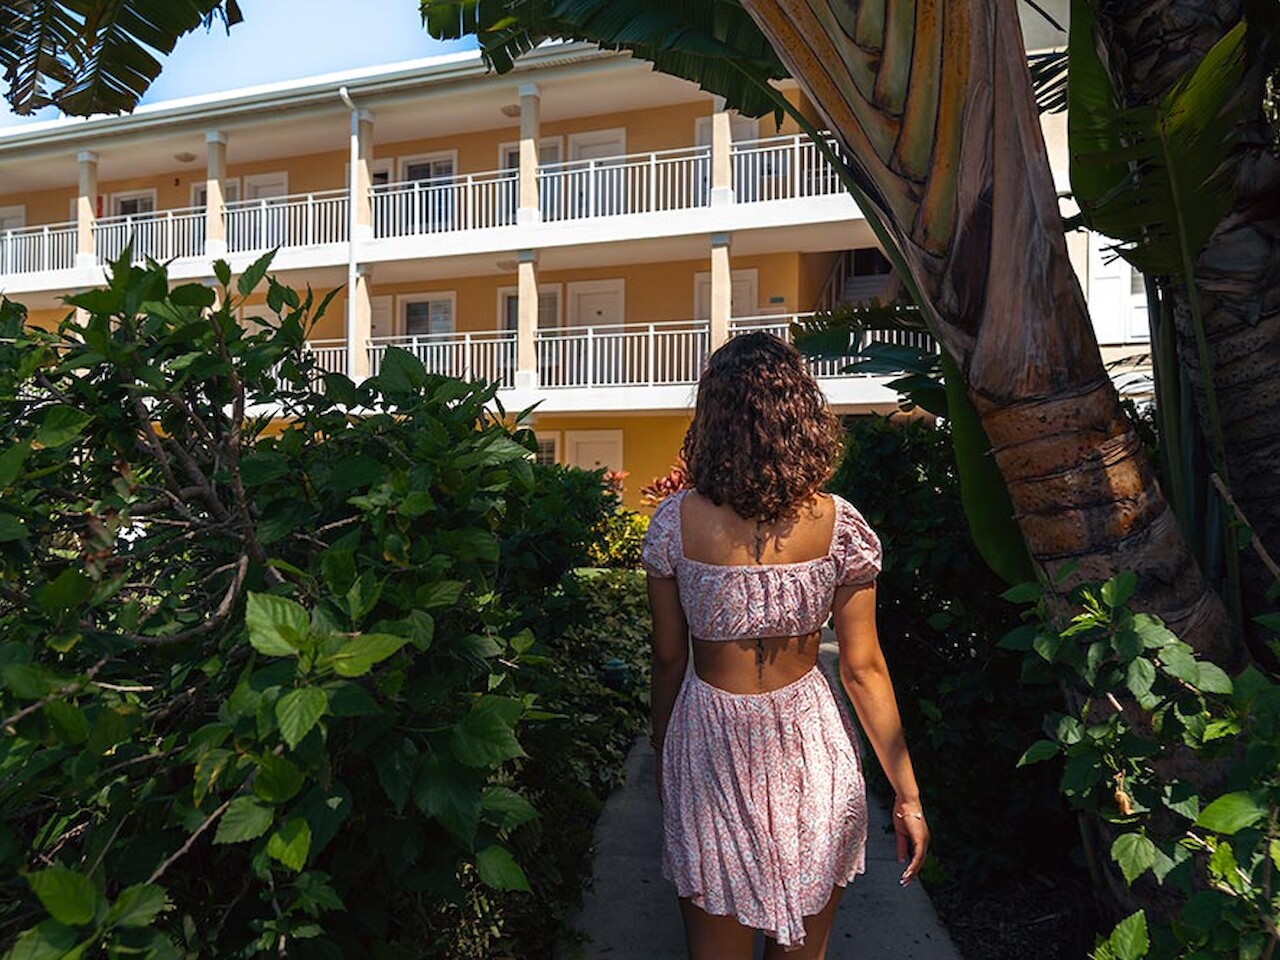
<box><xmin>710</xmin><ymin>103</ymin><xmax>734</xmax><ymax>207</ymax></box>
<box><xmin>515</xmin><ymin>249</ymin><xmax>539</xmax><ymax>388</ymax></box>
<box><xmin>349</xmin><ymin>266</ymin><xmax>373</xmax><ymax>381</ymax></box>
<box><xmin>354</xmin><ymin>109</ymin><xmax>374</xmax><ymax>241</ymax></box>
<box><xmin>75</xmin><ymin>151</ymin><xmax>98</xmax><ymax>269</ymax></box>
<box><xmin>710</xmin><ymin>232</ymin><xmax>732</xmax><ymax>349</ymax></box>
<box><xmin>517</xmin><ymin>83</ymin><xmax>541</xmax><ymax>226</ymax></box>
<box><xmin>205</xmin><ymin>131</ymin><xmax>228</xmax><ymax>258</ymax></box>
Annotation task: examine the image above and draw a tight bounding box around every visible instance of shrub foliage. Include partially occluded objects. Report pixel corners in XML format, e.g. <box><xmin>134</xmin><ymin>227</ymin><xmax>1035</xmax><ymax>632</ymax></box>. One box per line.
<box><xmin>0</xmin><ymin>254</ymin><xmax>617</xmax><ymax>959</ymax></box>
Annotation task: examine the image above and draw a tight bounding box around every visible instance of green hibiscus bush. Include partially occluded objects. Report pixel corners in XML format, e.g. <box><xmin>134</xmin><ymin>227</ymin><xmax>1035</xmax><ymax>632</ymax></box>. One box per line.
<box><xmin>0</xmin><ymin>253</ymin><xmax>618</xmax><ymax>959</ymax></box>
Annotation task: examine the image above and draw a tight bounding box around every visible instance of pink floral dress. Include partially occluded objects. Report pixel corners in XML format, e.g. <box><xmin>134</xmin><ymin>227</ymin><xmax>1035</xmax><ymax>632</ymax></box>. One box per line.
<box><xmin>641</xmin><ymin>489</ymin><xmax>882</xmax><ymax>951</ymax></box>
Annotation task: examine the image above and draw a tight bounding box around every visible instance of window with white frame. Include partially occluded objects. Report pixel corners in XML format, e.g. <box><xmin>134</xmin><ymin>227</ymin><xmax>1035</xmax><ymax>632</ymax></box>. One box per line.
<box><xmin>402</xmin><ymin>294</ymin><xmax>455</xmax><ymax>337</ymax></box>
<box><xmin>112</xmin><ymin>190</ymin><xmax>156</xmax><ymax>217</ymax></box>
<box><xmin>0</xmin><ymin>205</ymin><xmax>24</xmax><ymax>232</ymax></box>
<box><xmin>498</xmin><ymin>285</ymin><xmax>561</xmax><ymax>331</ymax></box>
<box><xmin>533</xmin><ymin>432</ymin><xmax>559</xmax><ymax>466</ymax></box>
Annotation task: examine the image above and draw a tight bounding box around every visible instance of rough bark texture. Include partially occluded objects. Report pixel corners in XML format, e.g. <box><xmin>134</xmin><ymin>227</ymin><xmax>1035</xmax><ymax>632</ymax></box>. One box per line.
<box><xmin>1094</xmin><ymin>0</ymin><xmax>1280</xmax><ymax>641</ymax></box>
<box><xmin>739</xmin><ymin>0</ymin><xmax>1235</xmax><ymax>663</ymax></box>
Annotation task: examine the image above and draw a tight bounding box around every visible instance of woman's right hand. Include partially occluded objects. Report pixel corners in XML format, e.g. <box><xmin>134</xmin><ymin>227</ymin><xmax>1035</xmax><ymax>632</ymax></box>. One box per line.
<box><xmin>892</xmin><ymin>796</ymin><xmax>929</xmax><ymax>886</ymax></box>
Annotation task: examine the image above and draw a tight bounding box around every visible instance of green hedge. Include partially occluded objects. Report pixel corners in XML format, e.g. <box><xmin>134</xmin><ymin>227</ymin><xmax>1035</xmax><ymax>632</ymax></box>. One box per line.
<box><xmin>0</xmin><ymin>255</ymin><xmax>634</xmax><ymax>960</ymax></box>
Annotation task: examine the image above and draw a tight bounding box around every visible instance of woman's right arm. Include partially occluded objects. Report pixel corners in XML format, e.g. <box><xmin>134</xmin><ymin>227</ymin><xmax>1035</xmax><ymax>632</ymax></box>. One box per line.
<box><xmin>832</xmin><ymin>581</ymin><xmax>930</xmax><ymax>885</ymax></box>
<box><xmin>647</xmin><ymin>574</ymin><xmax>688</xmax><ymax>795</ymax></box>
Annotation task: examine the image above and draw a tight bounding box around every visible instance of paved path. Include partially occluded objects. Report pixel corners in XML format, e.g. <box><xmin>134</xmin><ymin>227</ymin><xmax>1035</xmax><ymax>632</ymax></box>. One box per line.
<box><xmin>557</xmin><ymin>641</ymin><xmax>964</xmax><ymax>960</ymax></box>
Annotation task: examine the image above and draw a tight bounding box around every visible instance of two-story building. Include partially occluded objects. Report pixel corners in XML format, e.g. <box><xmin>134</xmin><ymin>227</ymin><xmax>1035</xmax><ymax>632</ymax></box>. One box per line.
<box><xmin>0</xmin><ymin>39</ymin><xmax>1150</xmax><ymax>509</ymax></box>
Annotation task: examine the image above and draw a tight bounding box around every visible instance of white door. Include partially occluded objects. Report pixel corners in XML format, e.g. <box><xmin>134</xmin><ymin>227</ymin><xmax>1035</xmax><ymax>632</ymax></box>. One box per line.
<box><xmin>565</xmin><ymin>430</ymin><xmax>623</xmax><ymax>474</ymax></box>
<box><xmin>568</xmin><ymin>130</ymin><xmax>626</xmax><ymax>217</ymax></box>
<box><xmin>1087</xmin><ymin>231</ymin><xmax>1149</xmax><ymax>344</ymax></box>
<box><xmin>568</xmin><ymin>281</ymin><xmax>624</xmax><ymax>328</ymax></box>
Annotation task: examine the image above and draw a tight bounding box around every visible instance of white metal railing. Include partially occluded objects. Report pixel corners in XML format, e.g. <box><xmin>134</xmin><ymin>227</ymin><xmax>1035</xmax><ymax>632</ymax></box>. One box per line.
<box><xmin>731</xmin><ymin>313</ymin><xmax>936</xmax><ymax>378</ymax></box>
<box><xmin>94</xmin><ymin>207</ymin><xmax>205</xmax><ymax>264</ymax></box>
<box><xmin>225</xmin><ymin>190</ymin><xmax>349</xmax><ymax>253</ymax></box>
<box><xmin>0</xmin><ymin>221</ymin><xmax>77</xmax><ymax>275</ymax></box>
<box><xmin>537</xmin><ymin>145</ymin><xmax>711</xmax><ymax>223</ymax></box>
<box><xmin>731</xmin><ymin>134</ymin><xmax>843</xmax><ymax>203</ymax></box>
<box><xmin>367</xmin><ymin>330</ymin><xmax>517</xmax><ymax>387</ymax></box>
<box><xmin>536</xmin><ymin>320</ymin><xmax>710</xmax><ymax>388</ymax></box>
<box><xmin>371</xmin><ymin>169</ymin><xmax>519</xmax><ymax>239</ymax></box>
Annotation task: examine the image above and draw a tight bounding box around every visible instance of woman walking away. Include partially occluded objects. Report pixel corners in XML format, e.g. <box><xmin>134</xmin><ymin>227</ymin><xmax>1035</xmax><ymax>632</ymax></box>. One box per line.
<box><xmin>643</xmin><ymin>332</ymin><xmax>929</xmax><ymax>960</ymax></box>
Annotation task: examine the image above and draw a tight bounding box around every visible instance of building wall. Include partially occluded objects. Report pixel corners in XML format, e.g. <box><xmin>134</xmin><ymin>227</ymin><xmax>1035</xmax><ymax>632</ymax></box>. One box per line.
<box><xmin>532</xmin><ymin>412</ymin><xmax>690</xmax><ymax>512</ymax></box>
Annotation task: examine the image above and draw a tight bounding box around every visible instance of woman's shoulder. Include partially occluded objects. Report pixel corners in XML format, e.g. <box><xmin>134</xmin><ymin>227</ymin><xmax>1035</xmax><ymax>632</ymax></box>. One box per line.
<box><xmin>824</xmin><ymin>493</ymin><xmax>882</xmax><ymax>584</ymax></box>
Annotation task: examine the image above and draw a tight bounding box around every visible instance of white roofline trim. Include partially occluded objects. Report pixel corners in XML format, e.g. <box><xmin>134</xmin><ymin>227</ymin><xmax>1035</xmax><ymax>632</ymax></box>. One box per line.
<box><xmin>0</xmin><ymin>41</ymin><xmax>617</xmax><ymax>154</ymax></box>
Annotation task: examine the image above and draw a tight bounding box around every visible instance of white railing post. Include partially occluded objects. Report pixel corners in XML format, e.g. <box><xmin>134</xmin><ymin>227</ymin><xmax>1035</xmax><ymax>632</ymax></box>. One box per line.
<box><xmin>585</xmin><ymin>326</ymin><xmax>595</xmax><ymax>387</ymax></box>
<box><xmin>306</xmin><ymin>194</ymin><xmax>315</xmax><ymax>246</ymax></box>
<box><xmin>41</xmin><ymin>226</ymin><xmax>50</xmax><ymax>272</ymax></box>
<box><xmin>647</xmin><ymin>324</ymin><xmax>656</xmax><ymax>386</ymax></box>
<box><xmin>792</xmin><ymin>136</ymin><xmax>802</xmax><ymax>198</ymax></box>
<box><xmin>463</xmin><ymin>332</ymin><xmax>473</xmax><ymax>380</ymax></box>
<box><xmin>586</xmin><ymin>160</ymin><xmax>596</xmax><ymax>218</ymax></box>
<box><xmin>648</xmin><ymin>154</ymin><xmax>657</xmax><ymax>213</ymax></box>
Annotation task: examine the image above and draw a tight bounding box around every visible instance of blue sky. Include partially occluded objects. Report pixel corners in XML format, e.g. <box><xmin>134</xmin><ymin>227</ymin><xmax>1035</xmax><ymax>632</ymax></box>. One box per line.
<box><xmin>0</xmin><ymin>0</ymin><xmax>478</xmax><ymax>129</ymax></box>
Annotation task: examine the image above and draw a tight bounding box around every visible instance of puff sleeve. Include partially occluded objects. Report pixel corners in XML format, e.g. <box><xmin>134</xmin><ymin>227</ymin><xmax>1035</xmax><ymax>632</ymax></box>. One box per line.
<box><xmin>832</xmin><ymin>497</ymin><xmax>882</xmax><ymax>586</ymax></box>
<box><xmin>641</xmin><ymin>491</ymin><xmax>682</xmax><ymax>578</ymax></box>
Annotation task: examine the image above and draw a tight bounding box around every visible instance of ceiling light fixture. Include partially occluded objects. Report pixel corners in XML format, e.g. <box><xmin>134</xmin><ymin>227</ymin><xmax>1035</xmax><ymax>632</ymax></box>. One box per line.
<box><xmin>499</xmin><ymin>103</ymin><xmax>521</xmax><ymax>118</ymax></box>
<box><xmin>173</xmin><ymin>151</ymin><xmax>197</xmax><ymax>163</ymax></box>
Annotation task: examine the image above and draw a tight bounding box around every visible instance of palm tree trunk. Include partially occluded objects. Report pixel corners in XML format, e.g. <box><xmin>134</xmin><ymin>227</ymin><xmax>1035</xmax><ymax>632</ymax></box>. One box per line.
<box><xmin>1092</xmin><ymin>0</ymin><xmax>1280</xmax><ymax>644</ymax></box>
<box><xmin>739</xmin><ymin>0</ymin><xmax>1236</xmax><ymax>662</ymax></box>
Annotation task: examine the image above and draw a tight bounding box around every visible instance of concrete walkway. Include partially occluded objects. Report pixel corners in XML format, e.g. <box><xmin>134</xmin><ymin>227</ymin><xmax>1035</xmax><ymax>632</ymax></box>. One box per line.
<box><xmin>557</xmin><ymin>642</ymin><xmax>964</xmax><ymax>960</ymax></box>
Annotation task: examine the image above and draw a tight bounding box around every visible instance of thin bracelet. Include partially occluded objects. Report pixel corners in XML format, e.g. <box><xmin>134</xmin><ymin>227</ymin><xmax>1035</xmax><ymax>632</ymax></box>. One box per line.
<box><xmin>893</xmin><ymin>811</ymin><xmax>925</xmax><ymax>820</ymax></box>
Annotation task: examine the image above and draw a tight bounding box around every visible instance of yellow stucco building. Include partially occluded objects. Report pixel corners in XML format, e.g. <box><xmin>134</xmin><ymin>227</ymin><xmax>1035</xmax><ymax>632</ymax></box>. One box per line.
<box><xmin>0</xmin><ymin>38</ymin><xmax>1149</xmax><ymax>510</ymax></box>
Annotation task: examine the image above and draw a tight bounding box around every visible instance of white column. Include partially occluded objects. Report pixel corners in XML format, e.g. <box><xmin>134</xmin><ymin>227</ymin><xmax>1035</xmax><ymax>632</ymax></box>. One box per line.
<box><xmin>710</xmin><ymin>232</ymin><xmax>732</xmax><ymax>348</ymax></box>
<box><xmin>354</xmin><ymin>109</ymin><xmax>374</xmax><ymax>241</ymax></box>
<box><xmin>517</xmin><ymin>83</ymin><xmax>541</xmax><ymax>226</ymax></box>
<box><xmin>76</xmin><ymin>151</ymin><xmax>98</xmax><ymax>269</ymax></box>
<box><xmin>515</xmin><ymin>249</ymin><xmax>539</xmax><ymax>388</ymax></box>
<box><xmin>349</xmin><ymin>266</ymin><xmax>373</xmax><ymax>381</ymax></box>
<box><xmin>205</xmin><ymin>131</ymin><xmax>228</xmax><ymax>257</ymax></box>
<box><xmin>710</xmin><ymin>104</ymin><xmax>733</xmax><ymax>207</ymax></box>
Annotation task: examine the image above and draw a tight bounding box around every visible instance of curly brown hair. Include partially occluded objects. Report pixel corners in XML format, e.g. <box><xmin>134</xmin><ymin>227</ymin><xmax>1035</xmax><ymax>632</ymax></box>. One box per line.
<box><xmin>681</xmin><ymin>332</ymin><xmax>843</xmax><ymax>522</ymax></box>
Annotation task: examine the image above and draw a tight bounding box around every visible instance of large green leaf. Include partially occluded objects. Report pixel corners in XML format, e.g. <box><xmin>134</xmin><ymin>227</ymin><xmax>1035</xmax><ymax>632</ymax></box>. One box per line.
<box><xmin>26</xmin><ymin>867</ymin><xmax>98</xmax><ymax>927</ymax></box>
<box><xmin>275</xmin><ymin>687</ymin><xmax>327</xmax><ymax>749</ymax></box>
<box><xmin>421</xmin><ymin>0</ymin><xmax>788</xmax><ymax>119</ymax></box>
<box><xmin>1195</xmin><ymin>791</ymin><xmax>1266</xmax><ymax>835</ymax></box>
<box><xmin>0</xmin><ymin>1</ymin><xmax>241</xmax><ymax>116</ymax></box>
<box><xmin>1068</xmin><ymin>1</ymin><xmax>1248</xmax><ymax>277</ymax></box>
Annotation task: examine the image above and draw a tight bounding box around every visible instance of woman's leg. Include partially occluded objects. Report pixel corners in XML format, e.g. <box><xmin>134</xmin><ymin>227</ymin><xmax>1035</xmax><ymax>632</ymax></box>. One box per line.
<box><xmin>762</xmin><ymin>884</ymin><xmax>844</xmax><ymax>960</ymax></box>
<box><xmin>678</xmin><ymin>897</ymin><xmax>756</xmax><ymax>960</ymax></box>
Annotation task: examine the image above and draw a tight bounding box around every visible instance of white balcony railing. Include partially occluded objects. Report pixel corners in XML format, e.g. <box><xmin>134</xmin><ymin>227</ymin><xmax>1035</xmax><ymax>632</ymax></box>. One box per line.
<box><xmin>0</xmin><ymin>221</ymin><xmax>77</xmax><ymax>275</ymax></box>
<box><xmin>371</xmin><ymin>170</ymin><xmax>519</xmax><ymax>239</ymax></box>
<box><xmin>730</xmin><ymin>135</ymin><xmax>844</xmax><ymax>203</ymax></box>
<box><xmin>94</xmin><ymin>207</ymin><xmax>205</xmax><ymax>264</ymax></box>
<box><xmin>537</xmin><ymin>320</ymin><xmax>711</xmax><ymax>388</ymax></box>
<box><xmin>731</xmin><ymin>313</ymin><xmax>937</xmax><ymax>378</ymax></box>
<box><xmin>367</xmin><ymin>330</ymin><xmax>518</xmax><ymax>387</ymax></box>
<box><xmin>225</xmin><ymin>190</ymin><xmax>349</xmax><ymax>253</ymax></box>
<box><xmin>537</xmin><ymin>145</ymin><xmax>712</xmax><ymax>223</ymax></box>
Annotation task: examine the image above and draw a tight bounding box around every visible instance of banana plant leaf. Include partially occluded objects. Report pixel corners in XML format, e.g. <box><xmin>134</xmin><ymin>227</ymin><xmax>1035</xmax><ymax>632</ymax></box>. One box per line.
<box><xmin>1068</xmin><ymin>0</ymin><xmax>1248</xmax><ymax>278</ymax></box>
<box><xmin>421</xmin><ymin>0</ymin><xmax>789</xmax><ymax>120</ymax></box>
<box><xmin>1</xmin><ymin>0</ymin><xmax>239</xmax><ymax>116</ymax></box>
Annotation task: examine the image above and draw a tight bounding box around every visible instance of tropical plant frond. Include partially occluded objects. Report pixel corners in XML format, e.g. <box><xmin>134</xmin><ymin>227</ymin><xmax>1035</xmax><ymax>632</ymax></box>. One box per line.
<box><xmin>1</xmin><ymin>0</ymin><xmax>230</xmax><ymax>115</ymax></box>
<box><xmin>1029</xmin><ymin>49</ymin><xmax>1068</xmax><ymax>114</ymax></box>
<box><xmin>1068</xmin><ymin>0</ymin><xmax>1248</xmax><ymax>277</ymax></box>
<box><xmin>421</xmin><ymin>0</ymin><xmax>788</xmax><ymax>119</ymax></box>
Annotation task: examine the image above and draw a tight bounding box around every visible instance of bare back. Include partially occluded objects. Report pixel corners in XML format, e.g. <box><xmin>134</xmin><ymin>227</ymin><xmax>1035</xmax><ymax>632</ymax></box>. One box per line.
<box><xmin>679</xmin><ymin>490</ymin><xmax>838</xmax><ymax>694</ymax></box>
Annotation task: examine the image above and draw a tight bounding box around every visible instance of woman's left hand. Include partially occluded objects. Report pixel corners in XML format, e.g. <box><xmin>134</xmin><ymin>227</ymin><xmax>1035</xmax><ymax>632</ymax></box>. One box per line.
<box><xmin>892</xmin><ymin>799</ymin><xmax>930</xmax><ymax>886</ymax></box>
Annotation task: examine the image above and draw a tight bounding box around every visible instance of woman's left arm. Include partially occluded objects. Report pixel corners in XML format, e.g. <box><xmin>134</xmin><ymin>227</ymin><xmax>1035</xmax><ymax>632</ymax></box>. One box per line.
<box><xmin>647</xmin><ymin>574</ymin><xmax>689</xmax><ymax>796</ymax></box>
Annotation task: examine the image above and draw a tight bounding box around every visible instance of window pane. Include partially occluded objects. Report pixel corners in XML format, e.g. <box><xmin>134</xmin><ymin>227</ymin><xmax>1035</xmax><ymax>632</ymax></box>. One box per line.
<box><xmin>503</xmin><ymin>295</ymin><xmax>519</xmax><ymax>331</ymax></box>
<box><xmin>1130</xmin><ymin>267</ymin><xmax>1145</xmax><ymax>297</ymax></box>
<box><xmin>406</xmin><ymin>299</ymin><xmax>453</xmax><ymax>337</ymax></box>
<box><xmin>535</xmin><ymin>438</ymin><xmax>557</xmax><ymax>466</ymax></box>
